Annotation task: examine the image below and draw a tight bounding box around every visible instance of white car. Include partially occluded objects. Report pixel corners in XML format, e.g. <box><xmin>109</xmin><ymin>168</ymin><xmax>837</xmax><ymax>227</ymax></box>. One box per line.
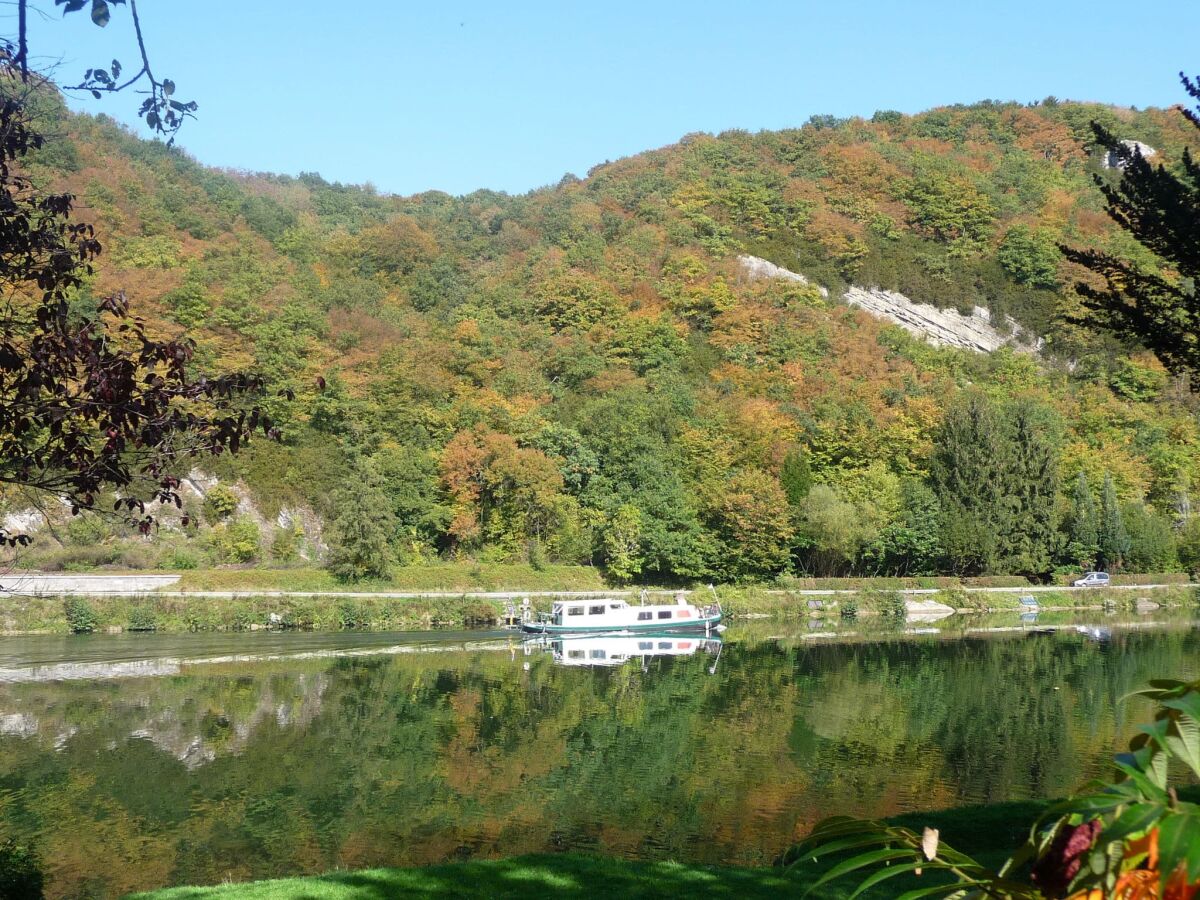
<box><xmin>1072</xmin><ymin>572</ymin><xmax>1111</xmax><ymax>588</ymax></box>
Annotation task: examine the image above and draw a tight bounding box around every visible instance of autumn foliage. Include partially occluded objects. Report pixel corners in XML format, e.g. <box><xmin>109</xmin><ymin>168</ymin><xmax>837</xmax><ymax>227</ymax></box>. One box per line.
<box><xmin>7</xmin><ymin>78</ymin><xmax>1200</xmax><ymax>581</ymax></box>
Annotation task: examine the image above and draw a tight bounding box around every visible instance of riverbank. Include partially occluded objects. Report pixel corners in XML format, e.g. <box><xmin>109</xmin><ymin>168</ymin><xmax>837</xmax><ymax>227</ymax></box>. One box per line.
<box><xmin>0</xmin><ymin>579</ymin><xmax>1195</xmax><ymax>634</ymax></box>
<box><xmin>128</xmin><ymin>800</ymin><xmax>1047</xmax><ymax>899</ymax></box>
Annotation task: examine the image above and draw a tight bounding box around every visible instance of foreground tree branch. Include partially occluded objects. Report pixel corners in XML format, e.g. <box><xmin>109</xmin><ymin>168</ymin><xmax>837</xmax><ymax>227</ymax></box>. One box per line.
<box><xmin>13</xmin><ymin>0</ymin><xmax>197</xmax><ymax>142</ymax></box>
<box><xmin>0</xmin><ymin>48</ymin><xmax>279</xmax><ymax>546</ymax></box>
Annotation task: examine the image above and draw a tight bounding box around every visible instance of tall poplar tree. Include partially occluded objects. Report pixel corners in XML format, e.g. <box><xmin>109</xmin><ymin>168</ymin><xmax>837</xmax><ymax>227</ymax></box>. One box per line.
<box><xmin>1068</xmin><ymin>472</ymin><xmax>1100</xmax><ymax>569</ymax></box>
<box><xmin>780</xmin><ymin>449</ymin><xmax>814</xmax><ymax>507</ymax></box>
<box><xmin>998</xmin><ymin>399</ymin><xmax>1060</xmax><ymax>575</ymax></box>
<box><xmin>1097</xmin><ymin>473</ymin><xmax>1131</xmax><ymax>572</ymax></box>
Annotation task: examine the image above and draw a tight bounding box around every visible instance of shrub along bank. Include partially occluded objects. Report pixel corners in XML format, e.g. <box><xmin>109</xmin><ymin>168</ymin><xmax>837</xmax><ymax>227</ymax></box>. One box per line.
<box><xmin>0</xmin><ymin>593</ymin><xmax>506</xmax><ymax>635</ymax></box>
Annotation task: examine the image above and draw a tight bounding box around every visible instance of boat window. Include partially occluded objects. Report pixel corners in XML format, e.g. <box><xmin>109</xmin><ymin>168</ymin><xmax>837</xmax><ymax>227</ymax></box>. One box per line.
<box><xmin>568</xmin><ymin>650</ymin><xmax>585</xmax><ymax>659</ymax></box>
<box><xmin>676</xmin><ymin>609</ymin><xmax>692</xmax><ymax>618</ymax></box>
<box><xmin>567</xmin><ymin>606</ymin><xmax>584</xmax><ymax>617</ymax></box>
<box><xmin>637</xmin><ymin>611</ymin><xmax>652</xmax><ymax>621</ymax></box>
<box><xmin>588</xmin><ymin>605</ymin><xmax>606</xmax><ymax>615</ymax></box>
<box><xmin>639</xmin><ymin>641</ymin><xmax>653</xmax><ymax>650</ymax></box>
<box><xmin>610</xmin><ymin>603</ymin><xmax>622</xmax><ymax>610</ymax></box>
<box><xmin>658</xmin><ymin>642</ymin><xmax>672</xmax><ymax>650</ymax></box>
<box><xmin>657</xmin><ymin>610</ymin><xmax>672</xmax><ymax>619</ymax></box>
<box><xmin>590</xmin><ymin>650</ymin><xmax>606</xmax><ymax>659</ymax></box>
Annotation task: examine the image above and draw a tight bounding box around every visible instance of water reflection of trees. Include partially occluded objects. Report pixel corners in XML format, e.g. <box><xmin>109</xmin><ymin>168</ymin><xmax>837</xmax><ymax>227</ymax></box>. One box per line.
<box><xmin>0</xmin><ymin>628</ymin><xmax>1195</xmax><ymax>898</ymax></box>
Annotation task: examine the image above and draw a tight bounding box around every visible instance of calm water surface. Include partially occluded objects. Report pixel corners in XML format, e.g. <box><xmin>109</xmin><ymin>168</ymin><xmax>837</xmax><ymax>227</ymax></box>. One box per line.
<box><xmin>0</xmin><ymin>615</ymin><xmax>1197</xmax><ymax>898</ymax></box>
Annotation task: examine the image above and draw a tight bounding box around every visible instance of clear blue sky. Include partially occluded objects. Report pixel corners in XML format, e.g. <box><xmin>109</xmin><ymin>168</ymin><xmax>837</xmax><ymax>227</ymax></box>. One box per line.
<box><xmin>19</xmin><ymin>0</ymin><xmax>1199</xmax><ymax>196</ymax></box>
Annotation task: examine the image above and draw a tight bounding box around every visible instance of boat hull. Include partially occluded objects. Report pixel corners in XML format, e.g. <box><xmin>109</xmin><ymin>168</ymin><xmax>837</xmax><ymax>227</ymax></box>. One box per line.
<box><xmin>520</xmin><ymin>614</ymin><xmax>722</xmax><ymax>635</ymax></box>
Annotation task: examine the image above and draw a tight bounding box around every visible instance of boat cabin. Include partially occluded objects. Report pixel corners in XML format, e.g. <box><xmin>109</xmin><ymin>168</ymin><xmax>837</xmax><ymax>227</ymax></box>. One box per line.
<box><xmin>521</xmin><ymin>591</ymin><xmax>722</xmax><ymax>635</ymax></box>
<box><xmin>547</xmin><ymin>597</ymin><xmax>699</xmax><ymax>627</ymax></box>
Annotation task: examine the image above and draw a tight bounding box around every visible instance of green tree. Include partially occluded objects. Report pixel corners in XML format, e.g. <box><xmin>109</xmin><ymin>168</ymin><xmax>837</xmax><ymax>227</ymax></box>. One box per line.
<box><xmin>871</xmin><ymin>479</ymin><xmax>942</xmax><ymax>576</ymax></box>
<box><xmin>997</xmin><ymin>224</ymin><xmax>1059</xmax><ymax>288</ymax></box>
<box><xmin>1097</xmin><ymin>473</ymin><xmax>1131</xmax><ymax>572</ymax></box>
<box><xmin>903</xmin><ymin>168</ymin><xmax>996</xmax><ymax>251</ymax></box>
<box><xmin>603</xmin><ymin>504</ymin><xmax>643</xmax><ymax>584</ymax></box>
<box><xmin>997</xmin><ymin>399</ymin><xmax>1060</xmax><ymax>575</ymax></box>
<box><xmin>326</xmin><ymin>463</ymin><xmax>395</xmax><ymax>581</ymax></box>
<box><xmin>712</xmin><ymin>470</ymin><xmax>794</xmax><ymax>580</ymax></box>
<box><xmin>930</xmin><ymin>394</ymin><xmax>1007</xmax><ymax>573</ymax></box>
<box><xmin>1178</xmin><ymin>516</ymin><xmax>1200</xmax><ymax>574</ymax></box>
<box><xmin>794</xmin><ymin>484</ymin><xmax>875</xmax><ymax>576</ymax></box>
<box><xmin>1122</xmin><ymin>501</ymin><xmax>1178</xmax><ymax>572</ymax></box>
<box><xmin>930</xmin><ymin>394</ymin><xmax>1059</xmax><ymax>575</ymax></box>
<box><xmin>206</xmin><ymin>518</ymin><xmax>261</xmax><ymax>564</ymax></box>
<box><xmin>1067</xmin><ymin>472</ymin><xmax>1100</xmax><ymax>569</ymax></box>
<box><xmin>779</xmin><ymin>449</ymin><xmax>813</xmax><ymax>507</ymax></box>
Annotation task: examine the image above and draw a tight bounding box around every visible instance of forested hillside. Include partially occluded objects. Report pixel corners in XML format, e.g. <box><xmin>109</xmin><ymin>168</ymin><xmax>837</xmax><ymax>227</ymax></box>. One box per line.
<box><xmin>10</xmin><ymin>89</ymin><xmax>1200</xmax><ymax>581</ymax></box>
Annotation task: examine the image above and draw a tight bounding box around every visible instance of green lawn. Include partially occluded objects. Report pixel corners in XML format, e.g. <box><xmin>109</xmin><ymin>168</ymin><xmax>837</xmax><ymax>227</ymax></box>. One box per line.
<box><xmin>130</xmin><ymin>855</ymin><xmax>799</xmax><ymax>899</ymax></box>
<box><xmin>130</xmin><ymin>801</ymin><xmax>1048</xmax><ymax>899</ymax></box>
<box><xmin>172</xmin><ymin>564</ymin><xmax>608</xmax><ymax>593</ymax></box>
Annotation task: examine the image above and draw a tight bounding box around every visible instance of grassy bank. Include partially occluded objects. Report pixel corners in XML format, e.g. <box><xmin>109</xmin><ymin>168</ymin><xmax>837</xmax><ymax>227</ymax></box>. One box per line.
<box><xmin>0</xmin><ymin>592</ymin><xmax>511</xmax><ymax>634</ymax></box>
<box><xmin>0</xmin><ymin>581</ymin><xmax>1195</xmax><ymax>635</ymax></box>
<box><xmin>716</xmin><ymin>583</ymin><xmax>1200</xmax><ymax>618</ymax></box>
<box><xmin>171</xmin><ymin>563</ymin><xmax>608</xmax><ymax>592</ymax></box>
<box><xmin>128</xmin><ymin>800</ymin><xmax>1051</xmax><ymax>899</ymax></box>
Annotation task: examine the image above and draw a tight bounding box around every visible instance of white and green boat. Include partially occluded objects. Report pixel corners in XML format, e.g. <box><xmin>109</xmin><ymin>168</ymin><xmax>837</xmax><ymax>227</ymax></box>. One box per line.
<box><xmin>520</xmin><ymin>592</ymin><xmax>723</xmax><ymax>636</ymax></box>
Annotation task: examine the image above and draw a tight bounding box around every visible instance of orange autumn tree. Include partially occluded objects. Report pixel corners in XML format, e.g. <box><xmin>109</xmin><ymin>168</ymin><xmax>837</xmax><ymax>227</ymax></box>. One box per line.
<box><xmin>440</xmin><ymin>428</ymin><xmax>566</xmax><ymax>557</ymax></box>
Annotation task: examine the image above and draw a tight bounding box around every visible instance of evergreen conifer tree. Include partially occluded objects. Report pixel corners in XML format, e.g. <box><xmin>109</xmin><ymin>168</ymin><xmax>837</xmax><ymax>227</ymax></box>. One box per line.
<box><xmin>326</xmin><ymin>460</ymin><xmax>396</xmax><ymax>581</ymax></box>
<box><xmin>1061</xmin><ymin>73</ymin><xmax>1200</xmax><ymax>384</ymax></box>
<box><xmin>932</xmin><ymin>394</ymin><xmax>1060</xmax><ymax>575</ymax></box>
<box><xmin>931</xmin><ymin>394</ymin><xmax>1007</xmax><ymax>574</ymax></box>
<box><xmin>1097</xmin><ymin>473</ymin><xmax>1131</xmax><ymax>572</ymax></box>
<box><xmin>997</xmin><ymin>400</ymin><xmax>1060</xmax><ymax>575</ymax></box>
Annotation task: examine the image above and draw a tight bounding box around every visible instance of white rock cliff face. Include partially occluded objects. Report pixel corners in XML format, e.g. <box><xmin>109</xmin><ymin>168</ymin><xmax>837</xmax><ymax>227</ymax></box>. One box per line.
<box><xmin>1103</xmin><ymin>140</ymin><xmax>1156</xmax><ymax>170</ymax></box>
<box><xmin>736</xmin><ymin>254</ymin><xmax>829</xmax><ymax>297</ymax></box>
<box><xmin>738</xmin><ymin>255</ymin><xmax>1041</xmax><ymax>354</ymax></box>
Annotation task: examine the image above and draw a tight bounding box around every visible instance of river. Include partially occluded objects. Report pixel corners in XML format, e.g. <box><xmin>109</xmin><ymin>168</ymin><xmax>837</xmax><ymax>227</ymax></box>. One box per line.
<box><xmin>0</xmin><ymin>613</ymin><xmax>1196</xmax><ymax>897</ymax></box>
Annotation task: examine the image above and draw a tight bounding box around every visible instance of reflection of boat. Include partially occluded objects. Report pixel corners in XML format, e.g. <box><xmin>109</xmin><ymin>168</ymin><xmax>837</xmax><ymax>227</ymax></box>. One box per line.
<box><xmin>520</xmin><ymin>588</ymin><xmax>723</xmax><ymax>635</ymax></box>
<box><xmin>531</xmin><ymin>634</ymin><xmax>723</xmax><ymax>669</ymax></box>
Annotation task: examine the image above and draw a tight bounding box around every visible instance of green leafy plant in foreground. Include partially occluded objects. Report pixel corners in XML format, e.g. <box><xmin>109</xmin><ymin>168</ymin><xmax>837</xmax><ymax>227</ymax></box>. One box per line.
<box><xmin>792</xmin><ymin>678</ymin><xmax>1200</xmax><ymax>898</ymax></box>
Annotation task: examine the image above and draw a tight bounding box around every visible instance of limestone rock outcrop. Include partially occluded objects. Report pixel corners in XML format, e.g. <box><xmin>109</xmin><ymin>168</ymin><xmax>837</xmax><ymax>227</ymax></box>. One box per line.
<box><xmin>736</xmin><ymin>254</ymin><xmax>829</xmax><ymax>297</ymax></box>
<box><xmin>738</xmin><ymin>255</ymin><xmax>1041</xmax><ymax>354</ymax></box>
<box><xmin>1102</xmin><ymin>139</ymin><xmax>1156</xmax><ymax>170</ymax></box>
